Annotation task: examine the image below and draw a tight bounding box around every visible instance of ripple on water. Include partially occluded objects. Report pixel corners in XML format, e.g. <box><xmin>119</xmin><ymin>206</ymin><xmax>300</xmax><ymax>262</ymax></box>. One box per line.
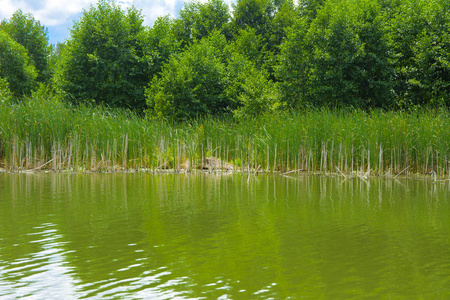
<box><xmin>0</xmin><ymin>223</ymin><xmax>79</xmax><ymax>299</ymax></box>
<box><xmin>2</xmin><ymin>174</ymin><xmax>450</xmax><ymax>299</ymax></box>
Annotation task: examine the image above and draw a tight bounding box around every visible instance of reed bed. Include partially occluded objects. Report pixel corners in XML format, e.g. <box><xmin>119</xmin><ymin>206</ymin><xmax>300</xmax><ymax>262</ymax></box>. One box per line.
<box><xmin>1</xmin><ymin>95</ymin><xmax>450</xmax><ymax>177</ymax></box>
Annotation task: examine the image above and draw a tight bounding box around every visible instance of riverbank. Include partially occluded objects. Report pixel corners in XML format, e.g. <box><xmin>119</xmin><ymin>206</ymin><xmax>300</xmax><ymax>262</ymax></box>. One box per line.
<box><xmin>1</xmin><ymin>96</ymin><xmax>450</xmax><ymax>177</ymax></box>
<box><xmin>1</xmin><ymin>167</ymin><xmax>446</xmax><ymax>186</ymax></box>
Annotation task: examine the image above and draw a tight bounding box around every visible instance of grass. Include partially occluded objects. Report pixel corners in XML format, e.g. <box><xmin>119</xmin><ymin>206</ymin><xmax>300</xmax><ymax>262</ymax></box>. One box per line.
<box><xmin>1</xmin><ymin>94</ymin><xmax>450</xmax><ymax>177</ymax></box>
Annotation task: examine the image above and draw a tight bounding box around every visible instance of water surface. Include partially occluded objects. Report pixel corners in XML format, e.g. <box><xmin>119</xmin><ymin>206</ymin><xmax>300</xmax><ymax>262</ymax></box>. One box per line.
<box><xmin>1</xmin><ymin>173</ymin><xmax>450</xmax><ymax>299</ymax></box>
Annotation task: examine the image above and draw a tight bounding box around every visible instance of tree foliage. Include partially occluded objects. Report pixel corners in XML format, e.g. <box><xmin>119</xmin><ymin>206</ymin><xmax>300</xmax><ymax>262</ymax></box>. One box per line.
<box><xmin>3</xmin><ymin>0</ymin><xmax>450</xmax><ymax>117</ymax></box>
<box><xmin>387</xmin><ymin>0</ymin><xmax>450</xmax><ymax>106</ymax></box>
<box><xmin>0</xmin><ymin>10</ymin><xmax>50</xmax><ymax>83</ymax></box>
<box><xmin>174</xmin><ymin>0</ymin><xmax>231</xmax><ymax>46</ymax></box>
<box><xmin>275</xmin><ymin>17</ymin><xmax>310</xmax><ymax>108</ymax></box>
<box><xmin>146</xmin><ymin>32</ymin><xmax>231</xmax><ymax>120</ymax></box>
<box><xmin>146</xmin><ymin>31</ymin><xmax>276</xmax><ymax>120</ymax></box>
<box><xmin>54</xmin><ymin>0</ymin><xmax>152</xmax><ymax>109</ymax></box>
<box><xmin>278</xmin><ymin>0</ymin><xmax>395</xmax><ymax>109</ymax></box>
<box><xmin>232</xmin><ymin>0</ymin><xmax>275</xmax><ymax>37</ymax></box>
<box><xmin>146</xmin><ymin>16</ymin><xmax>181</xmax><ymax>75</ymax></box>
<box><xmin>0</xmin><ymin>30</ymin><xmax>37</xmax><ymax>96</ymax></box>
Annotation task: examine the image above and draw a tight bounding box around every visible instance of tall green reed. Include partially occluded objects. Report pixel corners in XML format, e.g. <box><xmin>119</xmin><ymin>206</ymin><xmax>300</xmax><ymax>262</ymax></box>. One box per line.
<box><xmin>1</xmin><ymin>96</ymin><xmax>449</xmax><ymax>177</ymax></box>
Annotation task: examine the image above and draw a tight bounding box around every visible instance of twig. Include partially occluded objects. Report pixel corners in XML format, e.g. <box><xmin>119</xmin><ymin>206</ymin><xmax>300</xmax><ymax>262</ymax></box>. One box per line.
<box><xmin>31</xmin><ymin>158</ymin><xmax>55</xmax><ymax>171</ymax></box>
<box><xmin>93</xmin><ymin>158</ymin><xmax>104</xmax><ymax>172</ymax></box>
<box><xmin>358</xmin><ymin>168</ymin><xmax>371</xmax><ymax>180</ymax></box>
<box><xmin>281</xmin><ymin>169</ymin><xmax>303</xmax><ymax>175</ymax></box>
<box><xmin>335</xmin><ymin>166</ymin><xmax>347</xmax><ymax>178</ymax></box>
<box><xmin>394</xmin><ymin>166</ymin><xmax>410</xmax><ymax>178</ymax></box>
<box><xmin>156</xmin><ymin>162</ymin><xmax>167</xmax><ymax>170</ymax></box>
<box><xmin>253</xmin><ymin>165</ymin><xmax>261</xmax><ymax>176</ymax></box>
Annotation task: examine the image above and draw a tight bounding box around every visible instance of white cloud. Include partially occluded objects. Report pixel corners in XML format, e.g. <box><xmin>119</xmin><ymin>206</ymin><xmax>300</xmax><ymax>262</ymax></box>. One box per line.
<box><xmin>0</xmin><ymin>0</ymin><xmax>23</xmax><ymax>20</ymax></box>
<box><xmin>0</xmin><ymin>0</ymin><xmax>97</xmax><ymax>26</ymax></box>
<box><xmin>0</xmin><ymin>0</ymin><xmax>235</xmax><ymax>43</ymax></box>
<box><xmin>0</xmin><ymin>0</ymin><xmax>183</xmax><ymax>27</ymax></box>
<box><xmin>35</xmin><ymin>0</ymin><xmax>98</xmax><ymax>26</ymax></box>
<box><xmin>131</xmin><ymin>0</ymin><xmax>183</xmax><ymax>26</ymax></box>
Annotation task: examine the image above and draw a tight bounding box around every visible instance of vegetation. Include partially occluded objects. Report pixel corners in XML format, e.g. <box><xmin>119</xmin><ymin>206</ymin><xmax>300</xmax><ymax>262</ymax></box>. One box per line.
<box><xmin>145</xmin><ymin>31</ymin><xmax>276</xmax><ymax>120</ymax></box>
<box><xmin>1</xmin><ymin>0</ymin><xmax>450</xmax><ymax>174</ymax></box>
<box><xmin>0</xmin><ymin>10</ymin><xmax>51</xmax><ymax>82</ymax></box>
<box><xmin>0</xmin><ymin>31</ymin><xmax>37</xmax><ymax>96</ymax></box>
<box><xmin>53</xmin><ymin>0</ymin><xmax>153</xmax><ymax>109</ymax></box>
<box><xmin>2</xmin><ymin>0</ymin><xmax>449</xmax><ymax>111</ymax></box>
<box><xmin>1</xmin><ymin>95</ymin><xmax>450</xmax><ymax>177</ymax></box>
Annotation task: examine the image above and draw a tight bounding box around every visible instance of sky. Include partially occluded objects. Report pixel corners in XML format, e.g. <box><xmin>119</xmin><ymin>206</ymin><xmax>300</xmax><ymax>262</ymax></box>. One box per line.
<box><xmin>0</xmin><ymin>0</ymin><xmax>232</xmax><ymax>45</ymax></box>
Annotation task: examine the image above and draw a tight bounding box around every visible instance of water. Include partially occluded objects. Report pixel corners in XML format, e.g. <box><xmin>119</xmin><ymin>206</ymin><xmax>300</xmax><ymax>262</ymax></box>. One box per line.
<box><xmin>1</xmin><ymin>173</ymin><xmax>450</xmax><ymax>299</ymax></box>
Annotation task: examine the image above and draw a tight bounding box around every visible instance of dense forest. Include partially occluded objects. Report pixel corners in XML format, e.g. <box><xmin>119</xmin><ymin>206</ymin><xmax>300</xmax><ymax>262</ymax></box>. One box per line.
<box><xmin>1</xmin><ymin>0</ymin><xmax>450</xmax><ymax>174</ymax></box>
<box><xmin>1</xmin><ymin>0</ymin><xmax>449</xmax><ymax>119</ymax></box>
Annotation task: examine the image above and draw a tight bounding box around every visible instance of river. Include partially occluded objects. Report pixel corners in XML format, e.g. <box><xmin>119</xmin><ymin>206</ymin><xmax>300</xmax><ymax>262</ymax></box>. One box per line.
<box><xmin>1</xmin><ymin>173</ymin><xmax>449</xmax><ymax>299</ymax></box>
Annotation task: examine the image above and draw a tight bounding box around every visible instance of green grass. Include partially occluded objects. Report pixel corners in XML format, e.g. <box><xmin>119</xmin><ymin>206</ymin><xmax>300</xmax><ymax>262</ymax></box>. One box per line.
<box><xmin>1</xmin><ymin>94</ymin><xmax>450</xmax><ymax>177</ymax></box>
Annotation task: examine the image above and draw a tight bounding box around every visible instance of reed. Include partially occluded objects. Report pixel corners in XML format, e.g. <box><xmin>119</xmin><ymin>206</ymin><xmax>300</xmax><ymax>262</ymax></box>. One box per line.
<box><xmin>1</xmin><ymin>95</ymin><xmax>450</xmax><ymax>177</ymax></box>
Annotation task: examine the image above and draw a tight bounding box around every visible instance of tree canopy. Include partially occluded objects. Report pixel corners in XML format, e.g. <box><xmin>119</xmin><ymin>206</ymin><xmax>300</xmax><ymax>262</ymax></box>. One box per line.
<box><xmin>0</xmin><ymin>30</ymin><xmax>37</xmax><ymax>96</ymax></box>
<box><xmin>0</xmin><ymin>10</ymin><xmax>50</xmax><ymax>83</ymax></box>
<box><xmin>2</xmin><ymin>0</ymin><xmax>450</xmax><ymax>118</ymax></box>
<box><xmin>53</xmin><ymin>0</ymin><xmax>153</xmax><ymax>109</ymax></box>
<box><xmin>174</xmin><ymin>0</ymin><xmax>231</xmax><ymax>46</ymax></box>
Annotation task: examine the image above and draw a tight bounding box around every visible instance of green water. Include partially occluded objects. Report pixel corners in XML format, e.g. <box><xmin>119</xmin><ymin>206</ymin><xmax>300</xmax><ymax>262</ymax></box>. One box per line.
<box><xmin>0</xmin><ymin>173</ymin><xmax>449</xmax><ymax>299</ymax></box>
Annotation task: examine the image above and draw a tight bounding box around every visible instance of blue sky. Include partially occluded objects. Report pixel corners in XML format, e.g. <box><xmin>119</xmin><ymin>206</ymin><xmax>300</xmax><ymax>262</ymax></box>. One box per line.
<box><xmin>0</xmin><ymin>0</ymin><xmax>232</xmax><ymax>45</ymax></box>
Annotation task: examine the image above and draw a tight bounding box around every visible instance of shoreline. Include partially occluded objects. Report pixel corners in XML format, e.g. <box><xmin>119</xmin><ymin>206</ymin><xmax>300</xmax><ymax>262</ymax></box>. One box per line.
<box><xmin>0</xmin><ymin>166</ymin><xmax>445</xmax><ymax>182</ymax></box>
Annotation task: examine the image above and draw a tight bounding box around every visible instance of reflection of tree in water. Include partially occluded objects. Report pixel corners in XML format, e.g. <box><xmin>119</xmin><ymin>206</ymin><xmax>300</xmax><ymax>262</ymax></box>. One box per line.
<box><xmin>1</xmin><ymin>174</ymin><xmax>450</xmax><ymax>298</ymax></box>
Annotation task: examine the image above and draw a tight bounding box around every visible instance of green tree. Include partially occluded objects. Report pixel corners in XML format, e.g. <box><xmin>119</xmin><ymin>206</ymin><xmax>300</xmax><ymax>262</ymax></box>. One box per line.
<box><xmin>146</xmin><ymin>32</ymin><xmax>230</xmax><ymax>120</ymax></box>
<box><xmin>275</xmin><ymin>17</ymin><xmax>311</xmax><ymax>108</ymax></box>
<box><xmin>278</xmin><ymin>0</ymin><xmax>395</xmax><ymax>109</ymax></box>
<box><xmin>232</xmin><ymin>0</ymin><xmax>275</xmax><ymax>37</ymax></box>
<box><xmin>0</xmin><ymin>10</ymin><xmax>50</xmax><ymax>82</ymax></box>
<box><xmin>231</xmin><ymin>27</ymin><xmax>267</xmax><ymax>69</ymax></box>
<box><xmin>298</xmin><ymin>0</ymin><xmax>326</xmax><ymax>21</ymax></box>
<box><xmin>47</xmin><ymin>42</ymin><xmax>66</xmax><ymax>83</ymax></box>
<box><xmin>146</xmin><ymin>31</ymin><xmax>276</xmax><ymax>120</ymax></box>
<box><xmin>232</xmin><ymin>0</ymin><xmax>297</xmax><ymax>78</ymax></box>
<box><xmin>269</xmin><ymin>0</ymin><xmax>298</xmax><ymax>48</ymax></box>
<box><xmin>227</xmin><ymin>54</ymin><xmax>279</xmax><ymax>118</ymax></box>
<box><xmin>410</xmin><ymin>28</ymin><xmax>450</xmax><ymax>105</ymax></box>
<box><xmin>145</xmin><ymin>16</ymin><xmax>181</xmax><ymax>75</ymax></box>
<box><xmin>174</xmin><ymin>0</ymin><xmax>231</xmax><ymax>46</ymax></box>
<box><xmin>0</xmin><ymin>30</ymin><xmax>37</xmax><ymax>96</ymax></box>
<box><xmin>387</xmin><ymin>0</ymin><xmax>450</xmax><ymax>106</ymax></box>
<box><xmin>54</xmin><ymin>0</ymin><xmax>152</xmax><ymax>109</ymax></box>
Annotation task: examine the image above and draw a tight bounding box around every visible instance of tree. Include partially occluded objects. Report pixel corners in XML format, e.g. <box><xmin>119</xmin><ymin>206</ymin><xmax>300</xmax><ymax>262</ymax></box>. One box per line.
<box><xmin>46</xmin><ymin>42</ymin><xmax>66</xmax><ymax>83</ymax></box>
<box><xmin>173</xmin><ymin>0</ymin><xmax>231</xmax><ymax>46</ymax></box>
<box><xmin>277</xmin><ymin>0</ymin><xmax>395</xmax><ymax>109</ymax></box>
<box><xmin>387</xmin><ymin>0</ymin><xmax>450</xmax><ymax>107</ymax></box>
<box><xmin>54</xmin><ymin>0</ymin><xmax>152</xmax><ymax>109</ymax></box>
<box><xmin>227</xmin><ymin>54</ymin><xmax>279</xmax><ymax>118</ymax></box>
<box><xmin>231</xmin><ymin>27</ymin><xmax>267</xmax><ymax>69</ymax></box>
<box><xmin>298</xmin><ymin>0</ymin><xmax>326</xmax><ymax>21</ymax></box>
<box><xmin>0</xmin><ymin>31</ymin><xmax>37</xmax><ymax>96</ymax></box>
<box><xmin>146</xmin><ymin>31</ymin><xmax>276</xmax><ymax>120</ymax></box>
<box><xmin>275</xmin><ymin>17</ymin><xmax>311</xmax><ymax>108</ymax></box>
<box><xmin>145</xmin><ymin>16</ymin><xmax>181</xmax><ymax>75</ymax></box>
<box><xmin>231</xmin><ymin>0</ymin><xmax>297</xmax><ymax>79</ymax></box>
<box><xmin>0</xmin><ymin>10</ymin><xmax>50</xmax><ymax>83</ymax></box>
<box><xmin>232</xmin><ymin>0</ymin><xmax>275</xmax><ymax>37</ymax></box>
<box><xmin>269</xmin><ymin>0</ymin><xmax>298</xmax><ymax>49</ymax></box>
<box><xmin>410</xmin><ymin>28</ymin><xmax>450</xmax><ymax>106</ymax></box>
<box><xmin>146</xmin><ymin>32</ymin><xmax>230</xmax><ymax>120</ymax></box>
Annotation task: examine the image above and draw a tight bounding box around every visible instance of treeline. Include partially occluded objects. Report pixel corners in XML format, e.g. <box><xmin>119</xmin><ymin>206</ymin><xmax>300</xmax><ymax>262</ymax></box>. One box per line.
<box><xmin>1</xmin><ymin>0</ymin><xmax>450</xmax><ymax>120</ymax></box>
